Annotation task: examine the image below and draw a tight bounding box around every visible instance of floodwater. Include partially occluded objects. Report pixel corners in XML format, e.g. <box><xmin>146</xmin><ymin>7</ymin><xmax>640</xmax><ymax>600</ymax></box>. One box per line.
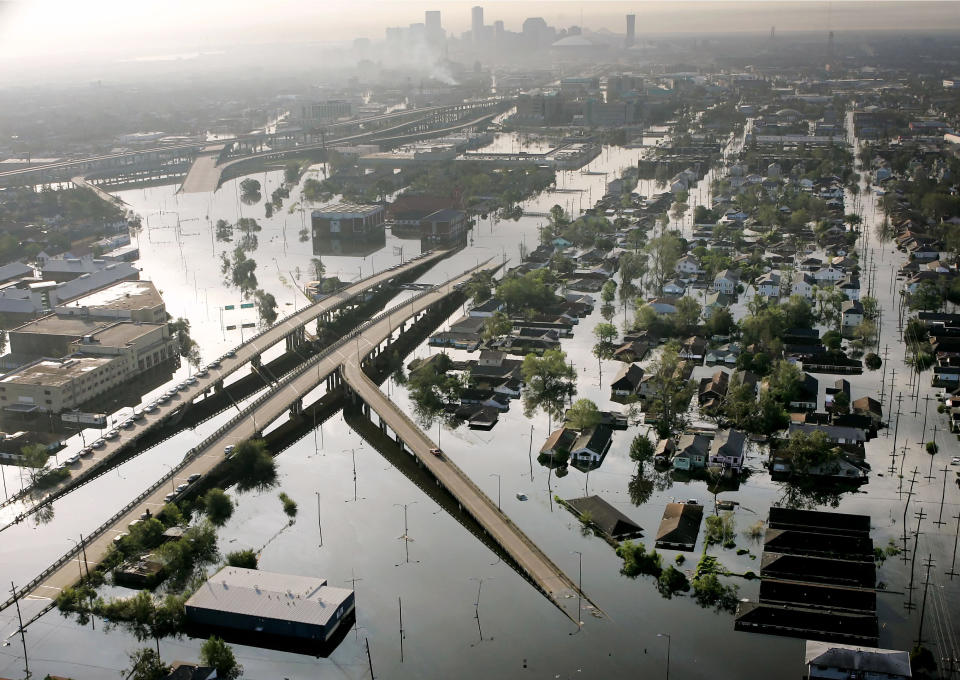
<box><xmin>0</xmin><ymin>129</ymin><xmax>958</xmax><ymax>679</ymax></box>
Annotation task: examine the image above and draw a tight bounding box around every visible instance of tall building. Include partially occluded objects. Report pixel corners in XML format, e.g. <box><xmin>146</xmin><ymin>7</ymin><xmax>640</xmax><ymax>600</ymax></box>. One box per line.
<box><xmin>471</xmin><ymin>6</ymin><xmax>484</xmax><ymax>43</ymax></box>
<box><xmin>625</xmin><ymin>14</ymin><xmax>636</xmax><ymax>47</ymax></box>
<box><xmin>425</xmin><ymin>10</ymin><xmax>444</xmax><ymax>44</ymax></box>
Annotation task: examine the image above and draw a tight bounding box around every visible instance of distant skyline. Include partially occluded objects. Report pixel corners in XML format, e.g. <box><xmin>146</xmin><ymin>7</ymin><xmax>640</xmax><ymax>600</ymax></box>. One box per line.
<box><xmin>2</xmin><ymin>1</ymin><xmax>960</xmax><ymax>66</ymax></box>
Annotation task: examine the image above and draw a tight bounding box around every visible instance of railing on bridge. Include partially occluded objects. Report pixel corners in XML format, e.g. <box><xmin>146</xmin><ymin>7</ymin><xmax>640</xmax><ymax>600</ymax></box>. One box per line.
<box><xmin>0</xmin><ymin>261</ymin><xmax>483</xmax><ymax>616</ymax></box>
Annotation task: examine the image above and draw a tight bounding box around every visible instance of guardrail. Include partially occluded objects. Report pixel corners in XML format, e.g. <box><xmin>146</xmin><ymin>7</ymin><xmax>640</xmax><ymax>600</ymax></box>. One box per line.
<box><xmin>0</xmin><ymin>251</ymin><xmax>441</xmax><ymax>519</ymax></box>
<box><xmin>0</xmin><ymin>258</ymin><xmax>483</xmax><ymax>615</ymax></box>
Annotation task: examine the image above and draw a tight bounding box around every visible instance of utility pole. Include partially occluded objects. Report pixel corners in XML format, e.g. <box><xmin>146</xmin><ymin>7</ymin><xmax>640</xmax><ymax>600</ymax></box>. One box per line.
<box><xmin>10</xmin><ymin>582</ymin><xmax>29</xmax><ymax>679</ymax></box>
<box><xmin>365</xmin><ymin>637</ymin><xmax>375</xmax><ymax>679</ymax></box>
<box><xmin>398</xmin><ymin>596</ymin><xmax>404</xmax><ymax>663</ymax></box>
<box><xmin>315</xmin><ymin>491</ymin><xmax>323</xmax><ymax>547</ymax></box>
<box><xmin>916</xmin><ymin>554</ymin><xmax>934</xmax><ymax>647</ymax></box>
<box><xmin>395</xmin><ymin>502</ymin><xmax>418</xmax><ymax>566</ymax></box>
<box><xmin>902</xmin><ymin>468</ymin><xmax>919</xmax><ymax>557</ymax></box>
<box><xmin>918</xmin><ymin>394</ymin><xmax>932</xmax><ymax>446</ymax></box>
<box><xmin>889</xmin><ymin>397</ymin><xmax>902</xmax><ymax>474</ymax></box>
<box><xmin>935</xmin><ymin>464</ymin><xmax>951</xmax><ymax>528</ymax></box>
<box><xmin>947</xmin><ymin>512</ymin><xmax>960</xmax><ymax>580</ymax></box>
<box><xmin>880</xmin><ymin>345</ymin><xmax>889</xmax><ymax>407</ymax></box>
<box><xmin>905</xmin><ymin>506</ymin><xmax>927</xmax><ymax>612</ymax></box>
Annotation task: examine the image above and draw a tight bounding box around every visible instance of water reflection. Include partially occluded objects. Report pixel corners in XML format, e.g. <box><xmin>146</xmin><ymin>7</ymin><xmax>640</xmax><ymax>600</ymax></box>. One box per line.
<box><xmin>313</xmin><ymin>233</ymin><xmax>386</xmax><ymax>258</ymax></box>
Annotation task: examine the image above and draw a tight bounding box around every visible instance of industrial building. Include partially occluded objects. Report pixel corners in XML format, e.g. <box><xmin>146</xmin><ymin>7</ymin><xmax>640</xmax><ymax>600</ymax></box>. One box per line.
<box><xmin>54</xmin><ymin>280</ymin><xmax>166</xmax><ymax>323</ymax></box>
<box><xmin>311</xmin><ymin>203</ymin><xmax>385</xmax><ymax>240</ymax></box>
<box><xmin>185</xmin><ymin>567</ymin><xmax>355</xmax><ymax>644</ymax></box>
<box><xmin>0</xmin><ymin>315</ymin><xmax>178</xmax><ymax>413</ymax></box>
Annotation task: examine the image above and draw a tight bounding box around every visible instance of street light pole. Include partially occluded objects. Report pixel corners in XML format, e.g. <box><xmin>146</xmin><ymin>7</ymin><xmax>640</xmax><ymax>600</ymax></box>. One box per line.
<box><xmin>315</xmin><ymin>491</ymin><xmax>323</xmax><ymax>547</ymax></box>
<box><xmin>657</xmin><ymin>633</ymin><xmax>671</xmax><ymax>680</ymax></box>
<box><xmin>572</xmin><ymin>550</ymin><xmax>583</xmax><ymax>627</ymax></box>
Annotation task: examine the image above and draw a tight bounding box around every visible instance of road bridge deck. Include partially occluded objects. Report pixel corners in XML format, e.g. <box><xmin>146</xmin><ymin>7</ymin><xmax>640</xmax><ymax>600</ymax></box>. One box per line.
<box><xmin>341</xmin><ymin>298</ymin><xmax>595</xmax><ymax>625</ymax></box>
<box><xmin>1</xmin><ymin>250</ymin><xmax>445</xmax><ymax>520</ymax></box>
<box><xmin>0</xmin><ymin>258</ymin><xmax>490</xmax><ymax>628</ymax></box>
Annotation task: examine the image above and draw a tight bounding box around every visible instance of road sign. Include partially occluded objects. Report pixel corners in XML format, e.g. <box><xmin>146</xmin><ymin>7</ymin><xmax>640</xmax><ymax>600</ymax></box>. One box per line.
<box><xmin>240</xmin><ymin>303</ymin><xmax>254</xmax><ymax>309</ymax></box>
<box><xmin>224</xmin><ymin>305</ymin><xmax>235</xmax><ymax>310</ymax></box>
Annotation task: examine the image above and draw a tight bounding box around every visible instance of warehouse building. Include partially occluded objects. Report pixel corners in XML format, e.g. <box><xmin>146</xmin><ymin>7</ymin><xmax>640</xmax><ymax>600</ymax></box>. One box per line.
<box><xmin>185</xmin><ymin>567</ymin><xmax>355</xmax><ymax>643</ymax></box>
<box><xmin>311</xmin><ymin>202</ymin><xmax>385</xmax><ymax>239</ymax></box>
<box><xmin>54</xmin><ymin>280</ymin><xmax>166</xmax><ymax>323</ymax></box>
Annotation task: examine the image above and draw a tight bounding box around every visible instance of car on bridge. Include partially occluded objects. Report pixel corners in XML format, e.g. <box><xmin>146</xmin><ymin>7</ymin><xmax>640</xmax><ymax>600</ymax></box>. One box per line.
<box><xmin>430</xmin><ymin>448</ymin><xmax>443</xmax><ymax>459</ymax></box>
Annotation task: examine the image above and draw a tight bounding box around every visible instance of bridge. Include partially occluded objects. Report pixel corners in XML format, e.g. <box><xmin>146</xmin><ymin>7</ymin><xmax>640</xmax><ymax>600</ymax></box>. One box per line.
<box><xmin>341</xmin><ymin>325</ymin><xmax>592</xmax><ymax>624</ymax></box>
<box><xmin>0</xmin><ymin>250</ymin><xmax>447</xmax><ymax>521</ymax></box>
<box><xmin>0</xmin><ymin>99</ymin><xmax>509</xmax><ymax>190</ymax></box>
<box><xmin>1</xmin><ymin>259</ymin><xmax>595</xmax><ymax>633</ymax></box>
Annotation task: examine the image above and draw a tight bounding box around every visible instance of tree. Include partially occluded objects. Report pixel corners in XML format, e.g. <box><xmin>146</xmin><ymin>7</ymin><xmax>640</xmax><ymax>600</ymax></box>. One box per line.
<box><xmin>766</xmin><ymin>360</ymin><xmax>804</xmax><ymax>408</ymax></box>
<box><xmin>909</xmin><ymin>281</ymin><xmax>942</xmax><ymax>312</ymax></box>
<box><xmin>705</xmin><ymin>307</ymin><xmax>735</xmax><ymax>337</ymax></box>
<box><xmin>201</xmin><ymin>636</ymin><xmax>242</xmax><ymax>680</ymax></box>
<box><xmin>19</xmin><ymin>443</ymin><xmax>50</xmax><ymax>486</ymax></box>
<box><xmin>226</xmin><ymin>549</ymin><xmax>258</xmax><ymax>569</ymax></box>
<box><xmin>567</xmin><ymin>399</ymin><xmax>601</xmax><ymax>431</ymax></box>
<box><xmin>230</xmin><ymin>439</ymin><xmax>277</xmax><ymax>492</ymax></box>
<box><xmin>279</xmin><ymin>492</ymin><xmax>298</xmax><ymax>518</ymax></box>
<box><xmin>616</xmin><ymin>541</ymin><xmax>663</xmax><ymax>578</ymax></box>
<box><xmin>168</xmin><ymin>317</ymin><xmax>201</xmax><ymax>367</ymax></box>
<box><xmin>646</xmin><ymin>346</ymin><xmax>694</xmax><ymax>439</ymax></box>
<box><xmin>203</xmin><ymin>488</ymin><xmax>233</xmax><ymax>526</ymax></box>
<box><xmin>482</xmin><ymin>311</ymin><xmax>512</xmax><ymax>342</ymax></box>
<box><xmin>254</xmin><ymin>289</ymin><xmax>278</xmax><ymax>326</ymax></box>
<box><xmin>675</xmin><ymin>296</ymin><xmax>701</xmax><ymax>332</ymax></box>
<box><xmin>629</xmin><ymin>432</ymin><xmax>655</xmax><ymax>464</ymax></box>
<box><xmin>593</xmin><ymin>322</ymin><xmax>618</xmax><ymax>345</ymax></box>
<box><xmin>239</xmin><ymin>178</ymin><xmax>261</xmax><ymax>196</ymax></box>
<box><xmin>521</xmin><ymin>350</ymin><xmax>577</xmax><ymax>431</ymax></box>
<box><xmin>125</xmin><ymin>648</ymin><xmax>169</xmax><ymax>680</ymax></box>
<box><xmin>310</xmin><ymin>257</ymin><xmax>325</xmax><ymax>281</ymax></box>
<box><xmin>644</xmin><ymin>231</ymin><xmax>683</xmax><ymax>294</ymax></box>
<box><xmin>408</xmin><ymin>353</ymin><xmax>464</xmax><ymax>423</ymax></box>
<box><xmin>779</xmin><ymin>429</ymin><xmax>839</xmax><ymax>474</ymax></box>
<box><xmin>865</xmin><ymin>352</ymin><xmax>882</xmax><ymax>370</ymax></box>
<box><xmin>284</xmin><ymin>162</ymin><xmax>301</xmax><ymax>184</ymax></box>
<box><xmin>657</xmin><ymin>565</ymin><xmax>691</xmax><ymax>599</ymax></box>
<box><xmin>601</xmin><ymin>280</ymin><xmax>617</xmax><ymax>304</ymax></box>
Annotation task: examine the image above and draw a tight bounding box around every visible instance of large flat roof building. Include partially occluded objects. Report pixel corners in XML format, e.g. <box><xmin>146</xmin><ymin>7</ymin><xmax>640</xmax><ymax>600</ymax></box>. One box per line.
<box><xmin>55</xmin><ymin>280</ymin><xmax>165</xmax><ymax>323</ymax></box>
<box><xmin>185</xmin><ymin>567</ymin><xmax>355</xmax><ymax>643</ymax></box>
<box><xmin>311</xmin><ymin>202</ymin><xmax>385</xmax><ymax>240</ymax></box>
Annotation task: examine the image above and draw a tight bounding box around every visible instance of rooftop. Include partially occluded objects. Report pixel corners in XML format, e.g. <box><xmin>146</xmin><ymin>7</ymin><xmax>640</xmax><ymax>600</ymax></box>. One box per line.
<box><xmin>1</xmin><ymin>356</ymin><xmax>114</xmax><ymax>388</ymax></box>
<box><xmin>186</xmin><ymin>567</ymin><xmax>353</xmax><ymax>629</ymax></box>
<box><xmin>313</xmin><ymin>202</ymin><xmax>383</xmax><ymax>217</ymax></box>
<box><xmin>56</xmin><ymin>280</ymin><xmax>163</xmax><ymax>313</ymax></box>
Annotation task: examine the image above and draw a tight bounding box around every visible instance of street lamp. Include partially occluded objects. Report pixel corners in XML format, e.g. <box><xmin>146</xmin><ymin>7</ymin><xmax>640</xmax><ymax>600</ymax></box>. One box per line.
<box><xmin>572</xmin><ymin>550</ymin><xmax>583</xmax><ymax>631</ymax></box>
<box><xmin>489</xmin><ymin>473</ymin><xmax>501</xmax><ymax>510</ymax></box>
<box><xmin>342</xmin><ymin>448</ymin><xmax>363</xmax><ymax>501</ymax></box>
<box><xmin>657</xmin><ymin>633</ymin><xmax>672</xmax><ymax>680</ymax></box>
<box><xmin>67</xmin><ymin>536</ymin><xmax>87</xmax><ymax>581</ymax></box>
<box><xmin>162</xmin><ymin>464</ymin><xmax>175</xmax><ymax>492</ymax></box>
<box><xmin>315</xmin><ymin>491</ymin><xmax>323</xmax><ymax>547</ymax></box>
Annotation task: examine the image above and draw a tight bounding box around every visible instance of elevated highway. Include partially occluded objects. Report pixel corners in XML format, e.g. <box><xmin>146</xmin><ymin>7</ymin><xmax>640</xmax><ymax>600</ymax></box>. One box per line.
<box><xmin>1</xmin><ymin>250</ymin><xmax>446</xmax><ymax>521</ymax></box>
<box><xmin>0</xmin><ymin>259</ymin><xmax>498</xmax><ymax>627</ymax></box>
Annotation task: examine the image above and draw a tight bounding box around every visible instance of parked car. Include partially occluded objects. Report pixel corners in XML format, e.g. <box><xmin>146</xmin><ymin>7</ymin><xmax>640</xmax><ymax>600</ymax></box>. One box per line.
<box><xmin>175</xmin><ymin>483</ymin><xmax>189</xmax><ymax>493</ymax></box>
<box><xmin>144</xmin><ymin>403</ymin><xmax>158</xmax><ymax>413</ymax></box>
<box><xmin>196</xmin><ymin>369</ymin><xmax>209</xmax><ymax>378</ymax></box>
<box><xmin>429</xmin><ymin>448</ymin><xmax>443</xmax><ymax>458</ymax></box>
<box><xmin>952</xmin><ymin>457</ymin><xmax>960</xmax><ymax>466</ymax></box>
<box><xmin>164</xmin><ymin>492</ymin><xmax>177</xmax><ymax>503</ymax></box>
<box><xmin>224</xmin><ymin>350</ymin><xmax>236</xmax><ymax>358</ymax></box>
<box><xmin>80</xmin><ymin>447</ymin><xmax>94</xmax><ymax>458</ymax></box>
<box><xmin>121</xmin><ymin>419</ymin><xmax>135</xmax><ymax>429</ymax></box>
<box><xmin>67</xmin><ymin>454</ymin><xmax>80</xmax><ymax>465</ymax></box>
<box><xmin>104</xmin><ymin>430</ymin><xmax>120</xmax><ymax>440</ymax></box>
<box><xmin>187</xmin><ymin>473</ymin><xmax>201</xmax><ymax>483</ymax></box>
<box><xmin>186</xmin><ymin>376</ymin><xmax>198</xmax><ymax>385</ymax></box>
<box><xmin>224</xmin><ymin>445</ymin><xmax>235</xmax><ymax>456</ymax></box>
<box><xmin>207</xmin><ymin>360</ymin><xmax>221</xmax><ymax>369</ymax></box>
<box><xmin>92</xmin><ymin>439</ymin><xmax>106</xmax><ymax>449</ymax></box>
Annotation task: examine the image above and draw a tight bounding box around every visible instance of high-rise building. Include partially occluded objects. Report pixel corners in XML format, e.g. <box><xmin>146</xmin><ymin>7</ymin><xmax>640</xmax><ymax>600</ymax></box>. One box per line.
<box><xmin>625</xmin><ymin>14</ymin><xmax>636</xmax><ymax>47</ymax></box>
<box><xmin>425</xmin><ymin>10</ymin><xmax>444</xmax><ymax>44</ymax></box>
<box><xmin>471</xmin><ymin>6</ymin><xmax>484</xmax><ymax>43</ymax></box>
<box><xmin>493</xmin><ymin>20</ymin><xmax>504</xmax><ymax>43</ymax></box>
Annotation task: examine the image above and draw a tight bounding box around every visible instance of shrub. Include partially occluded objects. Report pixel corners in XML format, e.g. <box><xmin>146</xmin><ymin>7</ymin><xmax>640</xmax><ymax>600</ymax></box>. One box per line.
<box><xmin>230</xmin><ymin>439</ymin><xmax>277</xmax><ymax>492</ymax></box>
<box><xmin>616</xmin><ymin>541</ymin><xmax>663</xmax><ymax>579</ymax></box>
<box><xmin>864</xmin><ymin>352</ymin><xmax>882</xmax><ymax>370</ymax></box>
<box><xmin>657</xmin><ymin>565</ymin><xmax>691</xmax><ymax>599</ymax></box>
<box><xmin>279</xmin><ymin>492</ymin><xmax>298</xmax><ymax>519</ymax></box>
<box><xmin>926</xmin><ymin>441</ymin><xmax>938</xmax><ymax>455</ymax></box>
<box><xmin>203</xmin><ymin>488</ymin><xmax>233</xmax><ymax>526</ymax></box>
<box><xmin>226</xmin><ymin>549</ymin><xmax>258</xmax><ymax>569</ymax></box>
<box><xmin>675</xmin><ymin>554</ymin><xmax>685</xmax><ymax>565</ymax></box>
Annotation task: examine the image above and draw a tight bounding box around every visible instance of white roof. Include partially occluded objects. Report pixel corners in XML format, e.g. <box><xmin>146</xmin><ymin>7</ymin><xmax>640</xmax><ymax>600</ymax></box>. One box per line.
<box><xmin>805</xmin><ymin>641</ymin><xmax>911</xmax><ymax>677</ymax></box>
<box><xmin>186</xmin><ymin>567</ymin><xmax>352</xmax><ymax>628</ymax></box>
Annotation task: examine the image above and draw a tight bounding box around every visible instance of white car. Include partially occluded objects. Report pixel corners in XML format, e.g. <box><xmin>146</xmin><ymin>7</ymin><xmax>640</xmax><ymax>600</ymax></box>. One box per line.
<box><xmin>952</xmin><ymin>457</ymin><xmax>960</xmax><ymax>466</ymax></box>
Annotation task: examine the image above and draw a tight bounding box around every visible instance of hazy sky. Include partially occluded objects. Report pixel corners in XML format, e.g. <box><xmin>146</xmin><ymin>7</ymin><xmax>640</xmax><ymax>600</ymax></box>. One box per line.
<box><xmin>2</xmin><ymin>1</ymin><xmax>959</xmax><ymax>64</ymax></box>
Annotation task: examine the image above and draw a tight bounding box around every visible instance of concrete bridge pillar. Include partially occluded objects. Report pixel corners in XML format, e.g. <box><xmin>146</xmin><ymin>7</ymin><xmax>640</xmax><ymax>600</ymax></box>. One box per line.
<box><xmin>213</xmin><ymin>380</ymin><xmax>224</xmax><ymax>393</ymax></box>
<box><xmin>251</xmin><ymin>354</ymin><xmax>261</xmax><ymax>368</ymax></box>
<box><xmin>290</xmin><ymin>398</ymin><xmax>303</xmax><ymax>417</ymax></box>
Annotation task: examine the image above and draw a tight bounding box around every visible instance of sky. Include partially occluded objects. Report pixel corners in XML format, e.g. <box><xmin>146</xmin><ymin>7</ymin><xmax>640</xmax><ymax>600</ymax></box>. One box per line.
<box><xmin>1</xmin><ymin>1</ymin><xmax>959</xmax><ymax>64</ymax></box>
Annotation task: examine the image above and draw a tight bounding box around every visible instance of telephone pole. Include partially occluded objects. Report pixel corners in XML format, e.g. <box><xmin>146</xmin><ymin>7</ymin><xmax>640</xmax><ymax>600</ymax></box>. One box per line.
<box><xmin>916</xmin><ymin>554</ymin><xmax>934</xmax><ymax>647</ymax></box>
<box><xmin>10</xmin><ymin>582</ymin><xmax>29</xmax><ymax>679</ymax></box>
<box><xmin>935</xmin><ymin>464</ymin><xmax>951</xmax><ymax>528</ymax></box>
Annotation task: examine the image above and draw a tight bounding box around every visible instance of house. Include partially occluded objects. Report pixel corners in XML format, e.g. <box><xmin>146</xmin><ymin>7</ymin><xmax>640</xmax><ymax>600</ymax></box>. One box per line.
<box><xmin>654</xmin><ymin>438</ymin><xmax>676</xmax><ymax>463</ymax></box>
<box><xmin>675</xmin><ymin>254</ymin><xmax>702</xmax><ymax>279</ymax></box>
<box><xmin>799</xmin><ymin>256</ymin><xmax>823</xmax><ymax>271</ymax></box>
<box><xmin>713</xmin><ymin>269</ymin><xmax>740</xmax><ymax>295</ymax></box>
<box><xmin>710</xmin><ymin>429</ymin><xmax>747</xmax><ymax>471</ymax></box>
<box><xmin>655</xmin><ymin>502</ymin><xmax>704</xmax><ymax>551</ymax></box>
<box><xmin>646</xmin><ymin>297</ymin><xmax>680</xmax><ymax>315</ymax></box>
<box><xmin>838</xmin><ymin>276</ymin><xmax>861</xmax><ymax>301</ymax></box>
<box><xmin>813</xmin><ymin>267</ymin><xmax>845</xmax><ymax>285</ymax></box>
<box><xmin>477</xmin><ymin>350</ymin><xmax>506</xmax><ymax>368</ymax></box>
<box><xmin>673</xmin><ymin>433</ymin><xmax>711</xmax><ymax>470</ymax></box>
<box><xmin>613</xmin><ymin>340</ymin><xmax>649</xmax><ymax>363</ymax></box>
<box><xmin>662</xmin><ymin>279</ymin><xmax>686</xmax><ymax>296</ymax></box>
<box><xmin>460</xmin><ymin>388</ymin><xmax>511</xmax><ymax>411</ymax></box>
<box><xmin>699</xmin><ymin>370</ymin><xmax>730</xmax><ymax>410</ymax></box>
<box><xmin>841</xmin><ymin>300</ymin><xmax>864</xmax><ymax>331</ymax></box>
<box><xmin>852</xmin><ymin>396</ymin><xmax>882</xmax><ymax>425</ymax></box>
<box><xmin>702</xmin><ymin>291</ymin><xmax>734</xmax><ymax>320</ymax></box>
<box><xmin>611</xmin><ymin>363</ymin><xmax>644</xmax><ymax>398</ymax></box>
<box><xmin>787</xmin><ymin>373</ymin><xmax>819</xmax><ymax>411</ymax></box>
<box><xmin>755</xmin><ymin>272</ymin><xmax>781</xmax><ymax>298</ymax></box>
<box><xmin>678</xmin><ymin>336</ymin><xmax>707</xmax><ymax>362</ymax></box>
<box><xmin>771</xmin><ymin>450</ymin><xmax>869</xmax><ymax>480</ymax></box>
<box><xmin>788</xmin><ymin>423</ymin><xmax>867</xmax><ymax>446</ymax></box>
<box><xmin>791</xmin><ymin>271</ymin><xmax>816</xmax><ymax>299</ymax></box>
<box><xmin>540</xmin><ymin>428</ymin><xmax>577</xmax><ymax>459</ymax></box>
<box><xmin>469</xmin><ymin>299</ymin><xmax>505</xmax><ymax>318</ymax></box>
<box><xmin>420</xmin><ymin>209</ymin><xmax>468</xmax><ymax>243</ymax></box>
<box><xmin>162</xmin><ymin>663</ymin><xmax>218</xmax><ymax>680</ymax></box>
<box><xmin>565</xmin><ymin>495</ymin><xmax>643</xmax><ymax>540</ymax></box>
<box><xmin>706</xmin><ymin>343</ymin><xmax>741</xmax><ymax>366</ymax></box>
<box><xmin>804</xmin><ymin>641</ymin><xmax>911</xmax><ymax>680</ymax></box>
<box><xmin>569</xmin><ymin>425</ymin><xmax>614</xmax><ymax>465</ymax></box>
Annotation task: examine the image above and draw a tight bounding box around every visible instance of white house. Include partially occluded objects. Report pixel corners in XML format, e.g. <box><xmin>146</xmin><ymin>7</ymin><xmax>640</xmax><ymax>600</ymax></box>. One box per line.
<box><xmin>755</xmin><ymin>272</ymin><xmax>781</xmax><ymax>298</ymax></box>
<box><xmin>713</xmin><ymin>269</ymin><xmax>740</xmax><ymax>295</ymax></box>
<box><xmin>569</xmin><ymin>425</ymin><xmax>614</xmax><ymax>465</ymax></box>
<box><xmin>813</xmin><ymin>266</ymin><xmax>844</xmax><ymax>285</ymax></box>
<box><xmin>662</xmin><ymin>279</ymin><xmax>686</xmax><ymax>296</ymax></box>
<box><xmin>791</xmin><ymin>271</ymin><xmax>815</xmax><ymax>299</ymax></box>
<box><xmin>841</xmin><ymin>300</ymin><xmax>864</xmax><ymax>330</ymax></box>
<box><xmin>838</xmin><ymin>276</ymin><xmax>861</xmax><ymax>301</ymax></box>
<box><xmin>674</xmin><ymin>254</ymin><xmax>702</xmax><ymax>278</ymax></box>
